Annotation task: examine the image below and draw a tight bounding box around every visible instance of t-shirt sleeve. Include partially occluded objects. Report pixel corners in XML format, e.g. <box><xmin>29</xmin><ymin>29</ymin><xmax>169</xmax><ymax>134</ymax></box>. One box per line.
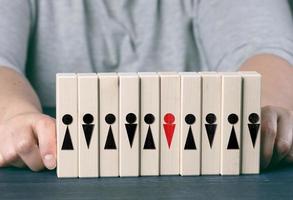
<box><xmin>194</xmin><ymin>0</ymin><xmax>293</xmax><ymax>71</ymax></box>
<box><xmin>0</xmin><ymin>0</ymin><xmax>31</xmax><ymax>74</ymax></box>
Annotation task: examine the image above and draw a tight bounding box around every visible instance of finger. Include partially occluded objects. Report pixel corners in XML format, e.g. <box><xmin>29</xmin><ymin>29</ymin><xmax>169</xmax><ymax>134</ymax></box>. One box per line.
<box><xmin>285</xmin><ymin>111</ymin><xmax>293</xmax><ymax>163</ymax></box>
<box><xmin>10</xmin><ymin>159</ymin><xmax>26</xmax><ymax>168</ymax></box>
<box><xmin>12</xmin><ymin>127</ymin><xmax>44</xmax><ymax>171</ymax></box>
<box><xmin>31</xmin><ymin>115</ymin><xmax>57</xmax><ymax>170</ymax></box>
<box><xmin>285</xmin><ymin>140</ymin><xmax>293</xmax><ymax>163</ymax></box>
<box><xmin>0</xmin><ymin>154</ymin><xmax>25</xmax><ymax>168</ymax></box>
<box><xmin>0</xmin><ymin>129</ymin><xmax>20</xmax><ymax>167</ymax></box>
<box><xmin>273</xmin><ymin>109</ymin><xmax>293</xmax><ymax>162</ymax></box>
<box><xmin>260</xmin><ymin>106</ymin><xmax>277</xmax><ymax>169</ymax></box>
<box><xmin>0</xmin><ymin>151</ymin><xmax>20</xmax><ymax>168</ymax></box>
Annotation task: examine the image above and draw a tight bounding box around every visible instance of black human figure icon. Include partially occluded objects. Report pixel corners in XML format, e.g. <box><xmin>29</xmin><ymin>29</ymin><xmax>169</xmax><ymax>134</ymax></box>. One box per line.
<box><xmin>248</xmin><ymin>113</ymin><xmax>260</xmax><ymax>148</ymax></box>
<box><xmin>82</xmin><ymin>113</ymin><xmax>95</xmax><ymax>149</ymax></box>
<box><xmin>104</xmin><ymin>113</ymin><xmax>117</xmax><ymax>149</ymax></box>
<box><xmin>227</xmin><ymin>113</ymin><xmax>240</xmax><ymax>150</ymax></box>
<box><xmin>143</xmin><ymin>113</ymin><xmax>156</xmax><ymax>150</ymax></box>
<box><xmin>125</xmin><ymin>113</ymin><xmax>137</xmax><ymax>148</ymax></box>
<box><xmin>184</xmin><ymin>114</ymin><xmax>197</xmax><ymax>150</ymax></box>
<box><xmin>61</xmin><ymin>114</ymin><xmax>74</xmax><ymax>150</ymax></box>
<box><xmin>205</xmin><ymin>113</ymin><xmax>217</xmax><ymax>148</ymax></box>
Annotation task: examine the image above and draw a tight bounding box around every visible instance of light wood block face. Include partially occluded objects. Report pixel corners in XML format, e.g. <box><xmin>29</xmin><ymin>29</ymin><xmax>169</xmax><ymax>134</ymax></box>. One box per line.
<box><xmin>200</xmin><ymin>72</ymin><xmax>221</xmax><ymax>175</ymax></box>
<box><xmin>56</xmin><ymin>71</ymin><xmax>261</xmax><ymax>178</ymax></box>
<box><xmin>241</xmin><ymin>72</ymin><xmax>261</xmax><ymax>174</ymax></box>
<box><xmin>180</xmin><ymin>72</ymin><xmax>201</xmax><ymax>176</ymax></box>
<box><xmin>139</xmin><ymin>72</ymin><xmax>160</xmax><ymax>176</ymax></box>
<box><xmin>159</xmin><ymin>72</ymin><xmax>180</xmax><ymax>175</ymax></box>
<box><xmin>119</xmin><ymin>73</ymin><xmax>140</xmax><ymax>177</ymax></box>
<box><xmin>56</xmin><ymin>73</ymin><xmax>78</xmax><ymax>178</ymax></box>
<box><xmin>99</xmin><ymin>73</ymin><xmax>119</xmax><ymax>177</ymax></box>
<box><xmin>78</xmin><ymin>74</ymin><xmax>99</xmax><ymax>177</ymax></box>
<box><xmin>220</xmin><ymin>73</ymin><xmax>242</xmax><ymax>175</ymax></box>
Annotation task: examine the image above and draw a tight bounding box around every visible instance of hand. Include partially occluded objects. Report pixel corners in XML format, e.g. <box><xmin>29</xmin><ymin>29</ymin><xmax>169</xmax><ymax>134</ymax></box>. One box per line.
<box><xmin>0</xmin><ymin>112</ymin><xmax>56</xmax><ymax>171</ymax></box>
<box><xmin>261</xmin><ymin>105</ymin><xmax>293</xmax><ymax>169</ymax></box>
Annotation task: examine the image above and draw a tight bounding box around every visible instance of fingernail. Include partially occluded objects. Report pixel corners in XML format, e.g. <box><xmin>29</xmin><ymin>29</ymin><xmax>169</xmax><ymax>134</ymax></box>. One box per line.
<box><xmin>44</xmin><ymin>154</ymin><xmax>56</xmax><ymax>170</ymax></box>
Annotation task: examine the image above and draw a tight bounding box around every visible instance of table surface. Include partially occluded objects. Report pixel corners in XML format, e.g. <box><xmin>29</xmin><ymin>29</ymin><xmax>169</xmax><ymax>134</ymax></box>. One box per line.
<box><xmin>0</xmin><ymin>108</ymin><xmax>291</xmax><ymax>200</ymax></box>
<box><xmin>0</xmin><ymin>166</ymin><xmax>293</xmax><ymax>200</ymax></box>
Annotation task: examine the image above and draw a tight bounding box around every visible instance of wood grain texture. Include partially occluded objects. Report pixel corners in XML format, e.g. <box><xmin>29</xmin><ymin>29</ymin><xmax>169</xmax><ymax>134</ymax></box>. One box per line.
<box><xmin>119</xmin><ymin>73</ymin><xmax>140</xmax><ymax>177</ymax></box>
<box><xmin>99</xmin><ymin>73</ymin><xmax>119</xmax><ymax>177</ymax></box>
<box><xmin>220</xmin><ymin>73</ymin><xmax>241</xmax><ymax>175</ymax></box>
<box><xmin>139</xmin><ymin>72</ymin><xmax>160</xmax><ymax>176</ymax></box>
<box><xmin>56</xmin><ymin>74</ymin><xmax>78</xmax><ymax>178</ymax></box>
<box><xmin>200</xmin><ymin>72</ymin><xmax>221</xmax><ymax>175</ymax></box>
<box><xmin>159</xmin><ymin>72</ymin><xmax>180</xmax><ymax>175</ymax></box>
<box><xmin>241</xmin><ymin>72</ymin><xmax>261</xmax><ymax>174</ymax></box>
<box><xmin>1</xmin><ymin>165</ymin><xmax>293</xmax><ymax>200</ymax></box>
<box><xmin>180</xmin><ymin>72</ymin><xmax>201</xmax><ymax>176</ymax></box>
<box><xmin>77</xmin><ymin>73</ymin><xmax>99</xmax><ymax>177</ymax></box>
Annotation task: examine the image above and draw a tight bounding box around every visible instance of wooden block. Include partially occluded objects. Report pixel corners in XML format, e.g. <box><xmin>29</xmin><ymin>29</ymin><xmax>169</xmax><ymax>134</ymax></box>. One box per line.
<box><xmin>56</xmin><ymin>73</ymin><xmax>78</xmax><ymax>178</ymax></box>
<box><xmin>200</xmin><ymin>72</ymin><xmax>221</xmax><ymax>175</ymax></box>
<box><xmin>220</xmin><ymin>73</ymin><xmax>242</xmax><ymax>175</ymax></box>
<box><xmin>179</xmin><ymin>72</ymin><xmax>201</xmax><ymax>176</ymax></box>
<box><xmin>99</xmin><ymin>73</ymin><xmax>119</xmax><ymax>177</ymax></box>
<box><xmin>78</xmin><ymin>73</ymin><xmax>99</xmax><ymax>177</ymax></box>
<box><xmin>241</xmin><ymin>72</ymin><xmax>261</xmax><ymax>174</ymax></box>
<box><xmin>139</xmin><ymin>72</ymin><xmax>160</xmax><ymax>176</ymax></box>
<box><xmin>119</xmin><ymin>73</ymin><xmax>140</xmax><ymax>177</ymax></box>
<box><xmin>159</xmin><ymin>72</ymin><xmax>180</xmax><ymax>175</ymax></box>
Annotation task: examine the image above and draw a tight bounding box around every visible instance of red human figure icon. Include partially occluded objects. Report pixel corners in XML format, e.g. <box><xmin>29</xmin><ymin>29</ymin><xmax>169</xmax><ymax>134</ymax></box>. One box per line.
<box><xmin>163</xmin><ymin>113</ymin><xmax>176</xmax><ymax>148</ymax></box>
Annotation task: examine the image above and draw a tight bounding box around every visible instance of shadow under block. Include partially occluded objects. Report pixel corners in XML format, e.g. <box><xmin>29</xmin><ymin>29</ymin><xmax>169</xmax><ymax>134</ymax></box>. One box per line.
<box><xmin>241</xmin><ymin>72</ymin><xmax>261</xmax><ymax>174</ymax></box>
<box><xmin>99</xmin><ymin>73</ymin><xmax>119</xmax><ymax>177</ymax></box>
<box><xmin>180</xmin><ymin>72</ymin><xmax>201</xmax><ymax>176</ymax></box>
<box><xmin>119</xmin><ymin>73</ymin><xmax>140</xmax><ymax>177</ymax></box>
<box><xmin>220</xmin><ymin>73</ymin><xmax>241</xmax><ymax>175</ymax></box>
<box><xmin>78</xmin><ymin>74</ymin><xmax>99</xmax><ymax>177</ymax></box>
<box><xmin>139</xmin><ymin>73</ymin><xmax>160</xmax><ymax>176</ymax></box>
<box><xmin>200</xmin><ymin>72</ymin><xmax>221</xmax><ymax>175</ymax></box>
<box><xmin>159</xmin><ymin>72</ymin><xmax>180</xmax><ymax>175</ymax></box>
<box><xmin>56</xmin><ymin>74</ymin><xmax>78</xmax><ymax>178</ymax></box>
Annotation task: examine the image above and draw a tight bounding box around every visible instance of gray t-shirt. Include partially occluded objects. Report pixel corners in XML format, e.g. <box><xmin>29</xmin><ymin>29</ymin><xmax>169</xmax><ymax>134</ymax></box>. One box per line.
<box><xmin>0</xmin><ymin>0</ymin><xmax>293</xmax><ymax>107</ymax></box>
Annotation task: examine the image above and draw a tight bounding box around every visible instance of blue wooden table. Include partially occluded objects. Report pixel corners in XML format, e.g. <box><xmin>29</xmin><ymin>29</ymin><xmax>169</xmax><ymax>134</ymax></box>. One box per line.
<box><xmin>0</xmin><ymin>166</ymin><xmax>292</xmax><ymax>200</ymax></box>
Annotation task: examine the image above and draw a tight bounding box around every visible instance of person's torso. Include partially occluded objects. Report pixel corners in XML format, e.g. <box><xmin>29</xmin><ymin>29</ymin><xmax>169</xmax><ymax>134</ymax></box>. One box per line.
<box><xmin>26</xmin><ymin>0</ymin><xmax>202</xmax><ymax>107</ymax></box>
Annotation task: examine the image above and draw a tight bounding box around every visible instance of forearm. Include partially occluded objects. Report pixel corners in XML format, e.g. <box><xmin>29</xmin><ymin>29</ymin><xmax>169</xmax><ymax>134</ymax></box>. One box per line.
<box><xmin>0</xmin><ymin>66</ymin><xmax>41</xmax><ymax>122</ymax></box>
<box><xmin>240</xmin><ymin>54</ymin><xmax>293</xmax><ymax>110</ymax></box>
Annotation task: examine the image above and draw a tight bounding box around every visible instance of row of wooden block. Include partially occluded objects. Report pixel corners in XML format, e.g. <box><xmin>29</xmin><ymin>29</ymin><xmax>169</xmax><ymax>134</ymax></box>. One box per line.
<box><xmin>56</xmin><ymin>71</ymin><xmax>261</xmax><ymax>178</ymax></box>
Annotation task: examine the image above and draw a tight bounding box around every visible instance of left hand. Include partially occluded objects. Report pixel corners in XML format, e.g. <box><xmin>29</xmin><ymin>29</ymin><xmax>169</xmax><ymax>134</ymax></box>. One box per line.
<box><xmin>261</xmin><ymin>105</ymin><xmax>293</xmax><ymax>169</ymax></box>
